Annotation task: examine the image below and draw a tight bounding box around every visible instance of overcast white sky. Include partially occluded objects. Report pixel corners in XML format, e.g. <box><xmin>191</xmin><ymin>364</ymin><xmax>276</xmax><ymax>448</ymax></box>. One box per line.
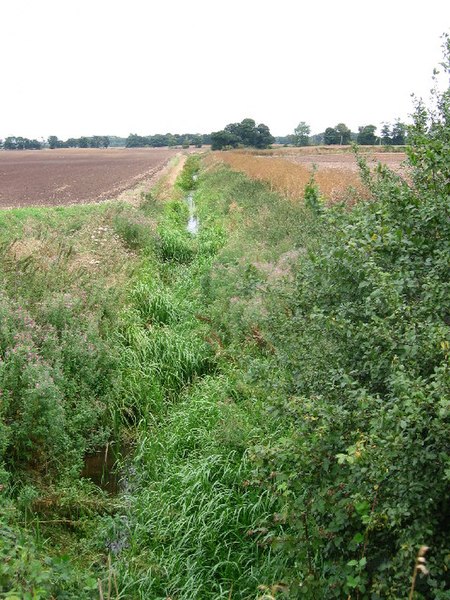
<box><xmin>1</xmin><ymin>0</ymin><xmax>449</xmax><ymax>139</ymax></box>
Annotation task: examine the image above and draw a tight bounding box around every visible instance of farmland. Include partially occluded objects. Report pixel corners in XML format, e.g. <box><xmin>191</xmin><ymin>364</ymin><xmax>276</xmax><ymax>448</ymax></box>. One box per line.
<box><xmin>212</xmin><ymin>146</ymin><xmax>407</xmax><ymax>202</ymax></box>
<box><xmin>0</xmin><ymin>147</ymin><xmax>182</xmax><ymax>208</ymax></box>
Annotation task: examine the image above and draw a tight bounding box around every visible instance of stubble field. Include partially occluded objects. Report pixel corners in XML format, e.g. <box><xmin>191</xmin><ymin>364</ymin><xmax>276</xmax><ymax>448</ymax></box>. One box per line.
<box><xmin>0</xmin><ymin>147</ymin><xmax>182</xmax><ymax>208</ymax></box>
<box><xmin>212</xmin><ymin>146</ymin><xmax>407</xmax><ymax>202</ymax></box>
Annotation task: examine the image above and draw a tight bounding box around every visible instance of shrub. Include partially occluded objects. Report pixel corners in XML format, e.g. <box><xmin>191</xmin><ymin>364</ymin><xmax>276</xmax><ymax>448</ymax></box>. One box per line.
<box><xmin>178</xmin><ymin>155</ymin><xmax>200</xmax><ymax>191</ymax></box>
<box><xmin>0</xmin><ymin>293</ymin><xmax>115</xmax><ymax>476</ymax></box>
<box><xmin>240</xmin><ymin>50</ymin><xmax>450</xmax><ymax>596</ymax></box>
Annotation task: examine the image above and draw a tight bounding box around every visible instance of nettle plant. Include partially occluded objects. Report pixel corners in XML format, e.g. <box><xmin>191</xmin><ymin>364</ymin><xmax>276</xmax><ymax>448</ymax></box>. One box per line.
<box><xmin>0</xmin><ymin>293</ymin><xmax>115</xmax><ymax>479</ymax></box>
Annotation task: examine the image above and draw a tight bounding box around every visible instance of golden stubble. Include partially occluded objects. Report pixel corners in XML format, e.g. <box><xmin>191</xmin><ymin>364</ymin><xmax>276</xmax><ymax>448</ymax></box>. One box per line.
<box><xmin>208</xmin><ymin>150</ymin><xmax>377</xmax><ymax>204</ymax></box>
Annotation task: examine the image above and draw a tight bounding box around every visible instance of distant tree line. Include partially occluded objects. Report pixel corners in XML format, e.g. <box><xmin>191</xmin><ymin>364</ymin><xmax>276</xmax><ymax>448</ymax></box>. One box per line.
<box><xmin>0</xmin><ymin>136</ymin><xmax>113</xmax><ymax>150</ymax></box>
<box><xmin>48</xmin><ymin>135</ymin><xmax>111</xmax><ymax>149</ymax></box>
<box><xmin>211</xmin><ymin>118</ymin><xmax>275</xmax><ymax>150</ymax></box>
<box><xmin>1</xmin><ymin>136</ymin><xmax>43</xmax><ymax>150</ymax></box>
<box><xmin>276</xmin><ymin>119</ymin><xmax>408</xmax><ymax>147</ymax></box>
<box><xmin>380</xmin><ymin>120</ymin><xmax>407</xmax><ymax>145</ymax></box>
<box><xmin>0</xmin><ymin>118</ymin><xmax>408</xmax><ymax>151</ymax></box>
<box><xmin>125</xmin><ymin>133</ymin><xmax>210</xmax><ymax>148</ymax></box>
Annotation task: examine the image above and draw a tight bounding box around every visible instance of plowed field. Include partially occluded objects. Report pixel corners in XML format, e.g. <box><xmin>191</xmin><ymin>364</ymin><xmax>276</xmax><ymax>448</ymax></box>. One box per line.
<box><xmin>0</xmin><ymin>147</ymin><xmax>181</xmax><ymax>208</ymax></box>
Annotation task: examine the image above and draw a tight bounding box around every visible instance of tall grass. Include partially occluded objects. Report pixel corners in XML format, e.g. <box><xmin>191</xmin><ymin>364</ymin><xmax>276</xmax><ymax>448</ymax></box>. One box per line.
<box><xmin>104</xmin><ymin>163</ymin><xmax>303</xmax><ymax>599</ymax></box>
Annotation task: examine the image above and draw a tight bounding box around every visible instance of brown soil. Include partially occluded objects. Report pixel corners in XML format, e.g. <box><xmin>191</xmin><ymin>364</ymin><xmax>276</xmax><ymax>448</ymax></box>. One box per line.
<box><xmin>0</xmin><ymin>147</ymin><xmax>185</xmax><ymax>208</ymax></box>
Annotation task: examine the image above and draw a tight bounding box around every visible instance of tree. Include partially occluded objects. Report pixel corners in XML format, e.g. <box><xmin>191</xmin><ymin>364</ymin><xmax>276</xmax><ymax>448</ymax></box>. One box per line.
<box><xmin>381</xmin><ymin>122</ymin><xmax>392</xmax><ymax>145</ymax></box>
<box><xmin>213</xmin><ymin>118</ymin><xmax>274</xmax><ymax>150</ymax></box>
<box><xmin>3</xmin><ymin>137</ymin><xmax>16</xmax><ymax>149</ymax></box>
<box><xmin>254</xmin><ymin>123</ymin><xmax>275</xmax><ymax>148</ymax></box>
<box><xmin>238</xmin><ymin>118</ymin><xmax>257</xmax><ymax>146</ymax></box>
<box><xmin>391</xmin><ymin>119</ymin><xmax>406</xmax><ymax>145</ymax></box>
<box><xmin>90</xmin><ymin>136</ymin><xmax>103</xmax><ymax>148</ymax></box>
<box><xmin>166</xmin><ymin>134</ymin><xmax>177</xmax><ymax>147</ymax></box>
<box><xmin>224</xmin><ymin>122</ymin><xmax>242</xmax><ymax>138</ymax></box>
<box><xmin>48</xmin><ymin>135</ymin><xmax>60</xmax><ymax>149</ymax></box>
<box><xmin>125</xmin><ymin>134</ymin><xmax>149</xmax><ymax>148</ymax></box>
<box><xmin>294</xmin><ymin>121</ymin><xmax>310</xmax><ymax>146</ymax></box>
<box><xmin>191</xmin><ymin>134</ymin><xmax>203</xmax><ymax>148</ymax></box>
<box><xmin>357</xmin><ymin>125</ymin><xmax>377</xmax><ymax>145</ymax></box>
<box><xmin>324</xmin><ymin>127</ymin><xmax>339</xmax><ymax>145</ymax></box>
<box><xmin>211</xmin><ymin>130</ymin><xmax>240</xmax><ymax>150</ymax></box>
<box><xmin>335</xmin><ymin>123</ymin><xmax>351</xmax><ymax>145</ymax></box>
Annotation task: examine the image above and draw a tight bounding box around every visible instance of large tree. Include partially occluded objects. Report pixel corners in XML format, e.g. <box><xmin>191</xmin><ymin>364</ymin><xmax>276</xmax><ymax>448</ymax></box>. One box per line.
<box><xmin>294</xmin><ymin>121</ymin><xmax>310</xmax><ymax>146</ymax></box>
<box><xmin>210</xmin><ymin>130</ymin><xmax>240</xmax><ymax>150</ymax></box>
<box><xmin>212</xmin><ymin>118</ymin><xmax>274</xmax><ymax>150</ymax></box>
<box><xmin>335</xmin><ymin>123</ymin><xmax>351</xmax><ymax>145</ymax></box>
<box><xmin>254</xmin><ymin>123</ymin><xmax>275</xmax><ymax>148</ymax></box>
<box><xmin>357</xmin><ymin>124</ymin><xmax>377</xmax><ymax>145</ymax></box>
<box><xmin>239</xmin><ymin>118</ymin><xmax>258</xmax><ymax>146</ymax></box>
<box><xmin>324</xmin><ymin>127</ymin><xmax>339</xmax><ymax>145</ymax></box>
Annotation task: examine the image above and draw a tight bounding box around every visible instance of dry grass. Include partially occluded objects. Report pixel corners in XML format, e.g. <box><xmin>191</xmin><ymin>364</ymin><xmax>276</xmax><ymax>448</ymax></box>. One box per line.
<box><xmin>208</xmin><ymin>151</ymin><xmax>368</xmax><ymax>203</ymax></box>
<box><xmin>4</xmin><ymin>209</ymin><xmax>139</xmax><ymax>293</ymax></box>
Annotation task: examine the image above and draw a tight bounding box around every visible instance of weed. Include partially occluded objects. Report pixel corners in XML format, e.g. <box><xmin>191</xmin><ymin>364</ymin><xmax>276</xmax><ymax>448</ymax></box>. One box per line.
<box><xmin>113</xmin><ymin>208</ymin><xmax>154</xmax><ymax>251</ymax></box>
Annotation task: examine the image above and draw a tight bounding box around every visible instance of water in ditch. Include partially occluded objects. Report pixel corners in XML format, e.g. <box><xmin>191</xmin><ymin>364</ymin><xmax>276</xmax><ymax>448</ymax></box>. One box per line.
<box><xmin>186</xmin><ymin>190</ymin><xmax>199</xmax><ymax>235</ymax></box>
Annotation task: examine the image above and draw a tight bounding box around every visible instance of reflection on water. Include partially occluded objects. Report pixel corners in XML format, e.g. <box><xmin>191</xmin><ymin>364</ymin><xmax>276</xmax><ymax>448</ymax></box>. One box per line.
<box><xmin>186</xmin><ymin>191</ymin><xmax>199</xmax><ymax>235</ymax></box>
<box><xmin>81</xmin><ymin>444</ymin><xmax>125</xmax><ymax>495</ymax></box>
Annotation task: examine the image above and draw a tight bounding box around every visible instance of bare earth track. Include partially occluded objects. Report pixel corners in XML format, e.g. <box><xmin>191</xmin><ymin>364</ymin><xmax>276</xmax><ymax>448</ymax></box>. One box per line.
<box><xmin>0</xmin><ymin>147</ymin><xmax>183</xmax><ymax>208</ymax></box>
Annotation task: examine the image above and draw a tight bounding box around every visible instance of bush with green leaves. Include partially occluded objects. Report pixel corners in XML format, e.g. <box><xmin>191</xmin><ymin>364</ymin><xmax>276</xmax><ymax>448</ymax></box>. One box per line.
<box><xmin>230</xmin><ymin>39</ymin><xmax>450</xmax><ymax>598</ymax></box>
<box><xmin>0</xmin><ymin>293</ymin><xmax>116</xmax><ymax>478</ymax></box>
<box><xmin>0</xmin><ymin>519</ymin><xmax>98</xmax><ymax>599</ymax></box>
<box><xmin>178</xmin><ymin>154</ymin><xmax>201</xmax><ymax>191</ymax></box>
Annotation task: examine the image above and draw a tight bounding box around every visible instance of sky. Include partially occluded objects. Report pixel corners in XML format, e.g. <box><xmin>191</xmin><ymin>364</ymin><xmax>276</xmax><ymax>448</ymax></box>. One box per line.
<box><xmin>1</xmin><ymin>0</ymin><xmax>449</xmax><ymax>140</ymax></box>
